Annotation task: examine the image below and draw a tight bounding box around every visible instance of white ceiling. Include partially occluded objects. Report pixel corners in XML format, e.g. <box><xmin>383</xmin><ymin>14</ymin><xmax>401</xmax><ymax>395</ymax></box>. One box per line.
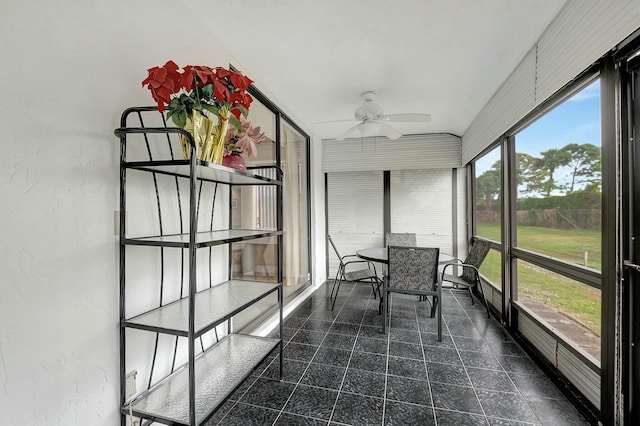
<box><xmin>188</xmin><ymin>0</ymin><xmax>568</xmax><ymax>140</ymax></box>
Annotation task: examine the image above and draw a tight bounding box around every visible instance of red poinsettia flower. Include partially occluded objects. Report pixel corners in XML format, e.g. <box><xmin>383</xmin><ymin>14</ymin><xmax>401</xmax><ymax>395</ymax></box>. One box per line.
<box><xmin>141</xmin><ymin>60</ymin><xmax>182</xmax><ymax>112</ymax></box>
<box><xmin>142</xmin><ymin>61</ymin><xmax>254</xmax><ymax>127</ymax></box>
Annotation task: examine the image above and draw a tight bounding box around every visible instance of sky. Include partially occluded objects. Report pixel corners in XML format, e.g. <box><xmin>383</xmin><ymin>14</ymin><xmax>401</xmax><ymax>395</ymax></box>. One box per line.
<box><xmin>475</xmin><ymin>79</ymin><xmax>601</xmax><ymax>193</ymax></box>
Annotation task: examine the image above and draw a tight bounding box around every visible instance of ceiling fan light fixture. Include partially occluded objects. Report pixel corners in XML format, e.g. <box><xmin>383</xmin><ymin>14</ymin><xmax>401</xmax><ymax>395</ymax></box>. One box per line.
<box><xmin>355</xmin><ymin>101</ymin><xmax>383</xmax><ymax>121</ymax></box>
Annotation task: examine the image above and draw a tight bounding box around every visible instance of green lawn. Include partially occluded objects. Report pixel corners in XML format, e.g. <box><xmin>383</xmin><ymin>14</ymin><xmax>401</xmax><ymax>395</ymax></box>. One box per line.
<box><xmin>476</xmin><ymin>223</ymin><xmax>601</xmax><ymax>336</ymax></box>
<box><xmin>477</xmin><ymin>223</ymin><xmax>601</xmax><ymax>270</ymax></box>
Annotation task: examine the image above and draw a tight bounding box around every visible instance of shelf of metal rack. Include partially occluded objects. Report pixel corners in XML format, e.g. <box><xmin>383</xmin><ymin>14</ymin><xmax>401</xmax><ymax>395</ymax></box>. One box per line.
<box><xmin>123</xmin><ymin>280</ymin><xmax>281</xmax><ymax>337</ymax></box>
<box><xmin>126</xmin><ymin>333</ymin><xmax>280</xmax><ymax>426</ymax></box>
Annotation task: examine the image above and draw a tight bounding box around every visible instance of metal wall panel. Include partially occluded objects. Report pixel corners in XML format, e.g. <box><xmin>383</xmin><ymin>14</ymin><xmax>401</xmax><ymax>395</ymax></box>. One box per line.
<box><xmin>558</xmin><ymin>344</ymin><xmax>601</xmax><ymax>409</ymax></box>
<box><xmin>462</xmin><ymin>49</ymin><xmax>537</xmax><ymax>164</ymax></box>
<box><xmin>517</xmin><ymin>308</ymin><xmax>602</xmax><ymax>410</ymax></box>
<box><xmin>519</xmin><ymin>312</ymin><xmax>558</xmax><ymax>366</ymax></box>
<box><xmin>490</xmin><ymin>286</ymin><xmax>503</xmax><ymax>314</ymax></box>
<box><xmin>462</xmin><ymin>0</ymin><xmax>640</xmax><ymax>164</ymax></box>
<box><xmin>323</xmin><ymin>133</ymin><xmax>461</xmax><ymax>172</ymax></box>
<box><xmin>536</xmin><ymin>0</ymin><xmax>640</xmax><ymax>104</ymax></box>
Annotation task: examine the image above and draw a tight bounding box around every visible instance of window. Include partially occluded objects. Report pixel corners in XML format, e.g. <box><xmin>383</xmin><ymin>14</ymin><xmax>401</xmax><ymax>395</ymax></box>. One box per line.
<box><xmin>514</xmin><ymin>79</ymin><xmax>601</xmax><ymax>362</ymax></box>
<box><xmin>474</xmin><ymin>145</ymin><xmax>502</xmax><ymax>243</ymax></box>
<box><xmin>473</xmin><ymin>145</ymin><xmax>503</xmax><ymax>288</ymax></box>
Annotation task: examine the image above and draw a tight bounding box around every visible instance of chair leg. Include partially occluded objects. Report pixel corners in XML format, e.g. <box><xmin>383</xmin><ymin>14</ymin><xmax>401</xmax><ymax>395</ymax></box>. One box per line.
<box><xmin>376</xmin><ymin>278</ymin><xmax>383</xmax><ymax>314</ymax></box>
<box><xmin>329</xmin><ymin>267</ymin><xmax>342</xmax><ymax>300</ymax></box>
<box><xmin>381</xmin><ymin>278</ymin><xmax>388</xmax><ymax>333</ymax></box>
<box><xmin>330</xmin><ymin>277</ymin><xmax>343</xmax><ymax>311</ymax></box>
<box><xmin>436</xmin><ymin>288</ymin><xmax>442</xmax><ymax>342</ymax></box>
<box><xmin>467</xmin><ymin>287</ymin><xmax>475</xmax><ymax>305</ymax></box>
<box><xmin>370</xmin><ymin>277</ymin><xmax>377</xmax><ymax>299</ymax></box>
<box><xmin>430</xmin><ymin>295</ymin><xmax>438</xmax><ymax>318</ymax></box>
<box><xmin>330</xmin><ymin>267</ymin><xmax>344</xmax><ymax>311</ymax></box>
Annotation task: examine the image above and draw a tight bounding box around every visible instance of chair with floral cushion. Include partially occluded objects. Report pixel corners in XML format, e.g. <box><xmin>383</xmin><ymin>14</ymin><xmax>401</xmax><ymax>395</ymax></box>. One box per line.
<box><xmin>382</xmin><ymin>245</ymin><xmax>442</xmax><ymax>341</ymax></box>
<box><xmin>440</xmin><ymin>237</ymin><xmax>491</xmax><ymax>317</ymax></box>
<box><xmin>328</xmin><ymin>235</ymin><xmax>382</xmax><ymax>311</ymax></box>
<box><xmin>385</xmin><ymin>232</ymin><xmax>417</xmax><ymax>247</ymax></box>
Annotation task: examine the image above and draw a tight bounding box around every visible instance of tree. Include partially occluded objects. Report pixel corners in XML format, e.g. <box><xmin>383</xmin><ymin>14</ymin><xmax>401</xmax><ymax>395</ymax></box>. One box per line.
<box><xmin>476</xmin><ymin>161</ymin><xmax>501</xmax><ymax>211</ymax></box>
<box><xmin>561</xmin><ymin>143</ymin><xmax>601</xmax><ymax>192</ymax></box>
<box><xmin>536</xmin><ymin>148</ymin><xmax>571</xmax><ymax>196</ymax></box>
<box><xmin>516</xmin><ymin>152</ymin><xmax>544</xmax><ymax>196</ymax></box>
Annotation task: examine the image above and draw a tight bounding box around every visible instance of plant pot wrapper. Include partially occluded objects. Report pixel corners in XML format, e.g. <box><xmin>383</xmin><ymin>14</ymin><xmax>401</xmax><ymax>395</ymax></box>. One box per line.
<box><xmin>180</xmin><ymin>111</ymin><xmax>229</xmax><ymax>164</ymax></box>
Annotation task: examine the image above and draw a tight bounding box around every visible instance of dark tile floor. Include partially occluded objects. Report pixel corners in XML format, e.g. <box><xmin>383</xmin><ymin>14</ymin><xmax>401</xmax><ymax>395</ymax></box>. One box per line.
<box><xmin>208</xmin><ymin>282</ymin><xmax>591</xmax><ymax>425</ymax></box>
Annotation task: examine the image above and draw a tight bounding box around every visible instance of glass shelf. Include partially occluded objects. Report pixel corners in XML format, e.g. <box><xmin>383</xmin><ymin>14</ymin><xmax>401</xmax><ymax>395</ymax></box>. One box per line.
<box><xmin>127</xmin><ymin>333</ymin><xmax>280</xmax><ymax>425</ymax></box>
<box><xmin>124</xmin><ymin>281</ymin><xmax>281</xmax><ymax>337</ymax></box>
<box><xmin>125</xmin><ymin>160</ymin><xmax>282</xmax><ymax>186</ymax></box>
<box><xmin>124</xmin><ymin>229</ymin><xmax>282</xmax><ymax>248</ymax></box>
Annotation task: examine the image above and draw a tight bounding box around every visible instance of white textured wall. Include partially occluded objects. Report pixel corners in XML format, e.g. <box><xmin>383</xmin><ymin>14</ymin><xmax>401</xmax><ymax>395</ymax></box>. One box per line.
<box><xmin>0</xmin><ymin>1</ymin><xmax>235</xmax><ymax>425</ymax></box>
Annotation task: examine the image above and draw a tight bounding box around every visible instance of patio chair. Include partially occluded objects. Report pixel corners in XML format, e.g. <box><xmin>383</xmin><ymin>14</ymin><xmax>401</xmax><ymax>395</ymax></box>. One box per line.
<box><xmin>383</xmin><ymin>245</ymin><xmax>442</xmax><ymax>341</ymax></box>
<box><xmin>385</xmin><ymin>232</ymin><xmax>417</xmax><ymax>247</ymax></box>
<box><xmin>382</xmin><ymin>232</ymin><xmax>417</xmax><ymax>275</ymax></box>
<box><xmin>328</xmin><ymin>235</ymin><xmax>382</xmax><ymax>311</ymax></box>
<box><xmin>440</xmin><ymin>237</ymin><xmax>491</xmax><ymax>317</ymax></box>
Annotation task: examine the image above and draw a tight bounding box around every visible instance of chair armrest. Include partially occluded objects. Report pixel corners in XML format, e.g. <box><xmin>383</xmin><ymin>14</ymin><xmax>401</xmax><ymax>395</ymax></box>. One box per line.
<box><xmin>441</xmin><ymin>262</ymin><xmax>480</xmax><ymax>280</ymax></box>
<box><xmin>341</xmin><ymin>254</ymin><xmax>368</xmax><ymax>263</ymax></box>
<box><xmin>343</xmin><ymin>259</ymin><xmax>376</xmax><ymax>268</ymax></box>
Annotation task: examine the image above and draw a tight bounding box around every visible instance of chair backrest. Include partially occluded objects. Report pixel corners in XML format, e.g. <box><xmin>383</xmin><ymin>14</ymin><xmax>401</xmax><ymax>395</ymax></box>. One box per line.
<box><xmin>460</xmin><ymin>238</ymin><xmax>491</xmax><ymax>283</ymax></box>
<box><xmin>327</xmin><ymin>235</ymin><xmax>345</xmax><ymax>266</ymax></box>
<box><xmin>387</xmin><ymin>246</ymin><xmax>439</xmax><ymax>292</ymax></box>
<box><xmin>385</xmin><ymin>232</ymin><xmax>417</xmax><ymax>247</ymax></box>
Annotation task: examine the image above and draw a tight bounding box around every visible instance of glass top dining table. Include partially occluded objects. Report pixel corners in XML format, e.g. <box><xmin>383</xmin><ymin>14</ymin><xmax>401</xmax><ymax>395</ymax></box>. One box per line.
<box><xmin>356</xmin><ymin>247</ymin><xmax>455</xmax><ymax>265</ymax></box>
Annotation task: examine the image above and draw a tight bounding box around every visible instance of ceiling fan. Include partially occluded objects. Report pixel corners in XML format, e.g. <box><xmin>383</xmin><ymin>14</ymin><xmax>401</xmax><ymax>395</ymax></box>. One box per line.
<box><xmin>328</xmin><ymin>91</ymin><xmax>432</xmax><ymax>140</ymax></box>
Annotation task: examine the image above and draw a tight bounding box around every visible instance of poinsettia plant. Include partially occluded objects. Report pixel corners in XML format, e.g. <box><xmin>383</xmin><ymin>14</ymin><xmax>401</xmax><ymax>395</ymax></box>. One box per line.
<box><xmin>141</xmin><ymin>60</ymin><xmax>254</xmax><ymax>130</ymax></box>
<box><xmin>225</xmin><ymin>116</ymin><xmax>266</xmax><ymax>157</ymax></box>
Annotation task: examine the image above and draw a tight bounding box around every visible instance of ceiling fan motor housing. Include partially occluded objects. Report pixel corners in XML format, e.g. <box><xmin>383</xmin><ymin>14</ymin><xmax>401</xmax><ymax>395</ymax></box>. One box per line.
<box><xmin>355</xmin><ymin>92</ymin><xmax>383</xmax><ymax>121</ymax></box>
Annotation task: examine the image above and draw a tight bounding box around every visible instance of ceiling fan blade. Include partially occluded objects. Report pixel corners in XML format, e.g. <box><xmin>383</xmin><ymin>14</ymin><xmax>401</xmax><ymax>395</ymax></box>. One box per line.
<box><xmin>382</xmin><ymin>113</ymin><xmax>432</xmax><ymax>123</ymax></box>
<box><xmin>313</xmin><ymin>119</ymin><xmax>359</xmax><ymax>125</ymax></box>
<box><xmin>377</xmin><ymin>122</ymin><xmax>403</xmax><ymax>140</ymax></box>
<box><xmin>335</xmin><ymin>123</ymin><xmax>363</xmax><ymax>140</ymax></box>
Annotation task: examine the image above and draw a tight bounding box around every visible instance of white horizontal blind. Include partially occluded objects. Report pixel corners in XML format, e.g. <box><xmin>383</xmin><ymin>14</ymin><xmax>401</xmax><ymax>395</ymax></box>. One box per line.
<box><xmin>462</xmin><ymin>0</ymin><xmax>640</xmax><ymax>164</ymax></box>
<box><xmin>323</xmin><ymin>133</ymin><xmax>461</xmax><ymax>172</ymax></box>
<box><xmin>390</xmin><ymin>170</ymin><xmax>454</xmax><ymax>254</ymax></box>
<box><xmin>327</xmin><ymin>171</ymin><xmax>384</xmax><ymax>277</ymax></box>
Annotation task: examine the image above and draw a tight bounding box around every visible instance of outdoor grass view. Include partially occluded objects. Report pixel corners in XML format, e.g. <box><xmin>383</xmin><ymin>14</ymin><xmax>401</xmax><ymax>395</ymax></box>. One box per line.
<box><xmin>475</xmin><ymin>79</ymin><xmax>602</xmax><ymax>361</ymax></box>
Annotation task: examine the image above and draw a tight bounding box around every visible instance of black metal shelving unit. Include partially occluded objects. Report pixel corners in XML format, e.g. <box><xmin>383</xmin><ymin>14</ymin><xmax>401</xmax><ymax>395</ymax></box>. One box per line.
<box><xmin>115</xmin><ymin>107</ymin><xmax>284</xmax><ymax>426</ymax></box>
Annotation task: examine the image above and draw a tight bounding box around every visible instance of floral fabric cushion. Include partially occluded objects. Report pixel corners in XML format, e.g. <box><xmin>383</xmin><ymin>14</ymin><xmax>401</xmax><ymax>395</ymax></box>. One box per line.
<box><xmin>385</xmin><ymin>233</ymin><xmax>417</xmax><ymax>247</ymax></box>
<box><xmin>460</xmin><ymin>238</ymin><xmax>491</xmax><ymax>284</ymax></box>
<box><xmin>388</xmin><ymin>246</ymin><xmax>439</xmax><ymax>292</ymax></box>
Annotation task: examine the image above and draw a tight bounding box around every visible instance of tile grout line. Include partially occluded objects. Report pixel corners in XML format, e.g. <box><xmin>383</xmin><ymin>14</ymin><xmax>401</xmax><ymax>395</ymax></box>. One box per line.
<box><xmin>326</xmin><ymin>286</ymin><xmax>373</xmax><ymax>425</ymax></box>
<box><xmin>455</xmin><ymin>289</ymin><xmax>547</xmax><ymax>425</ymax></box>
<box><xmin>381</xmin><ymin>293</ymin><xmax>392</xmax><ymax>426</ymax></box>
<box><xmin>416</xmin><ymin>294</ymin><xmax>440</xmax><ymax>426</ymax></box>
<box><xmin>444</xmin><ymin>289</ymin><xmax>492</xmax><ymax>423</ymax></box>
<box><xmin>267</xmin><ymin>280</ymin><xmax>355</xmax><ymax>426</ymax></box>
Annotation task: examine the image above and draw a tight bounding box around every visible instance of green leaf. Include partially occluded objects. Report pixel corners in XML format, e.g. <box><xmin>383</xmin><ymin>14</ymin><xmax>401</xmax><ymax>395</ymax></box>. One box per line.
<box><xmin>201</xmin><ymin>84</ymin><xmax>213</xmax><ymax>98</ymax></box>
<box><xmin>172</xmin><ymin>110</ymin><xmax>187</xmax><ymax>128</ymax></box>
<box><xmin>202</xmin><ymin>104</ymin><xmax>220</xmax><ymax>117</ymax></box>
<box><xmin>229</xmin><ymin>115</ymin><xmax>242</xmax><ymax>130</ymax></box>
<box><xmin>237</xmin><ymin>105</ymin><xmax>248</xmax><ymax>118</ymax></box>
